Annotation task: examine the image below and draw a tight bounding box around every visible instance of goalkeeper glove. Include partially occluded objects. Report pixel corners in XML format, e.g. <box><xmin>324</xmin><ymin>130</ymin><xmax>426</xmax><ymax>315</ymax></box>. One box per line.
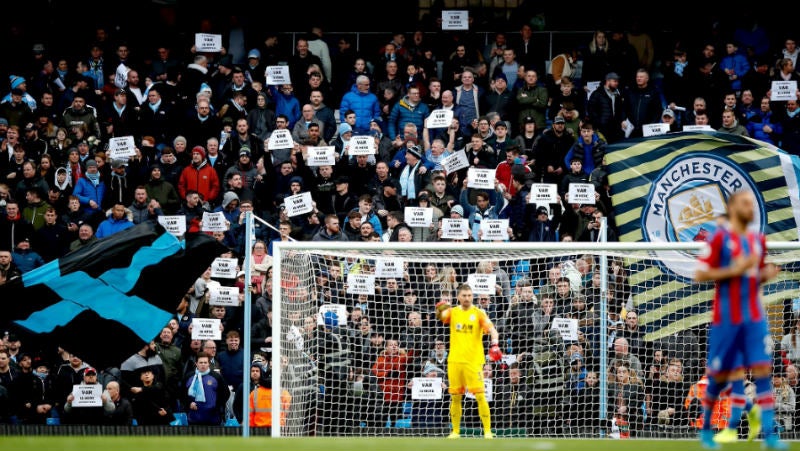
<box><xmin>488</xmin><ymin>343</ymin><xmax>502</xmax><ymax>362</ymax></box>
<box><xmin>435</xmin><ymin>300</ymin><xmax>451</xmax><ymax>320</ymax></box>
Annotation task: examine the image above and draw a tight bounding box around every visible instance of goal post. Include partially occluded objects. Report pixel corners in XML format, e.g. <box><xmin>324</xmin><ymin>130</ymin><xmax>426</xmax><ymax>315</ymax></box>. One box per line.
<box><xmin>270</xmin><ymin>240</ymin><xmax>800</xmax><ymax>438</ymax></box>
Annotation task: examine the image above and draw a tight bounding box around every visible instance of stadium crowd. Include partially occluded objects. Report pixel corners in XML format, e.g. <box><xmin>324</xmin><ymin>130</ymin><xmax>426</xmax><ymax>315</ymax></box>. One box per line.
<box><xmin>0</xmin><ymin>13</ymin><xmax>799</xmax><ymax>436</ymax></box>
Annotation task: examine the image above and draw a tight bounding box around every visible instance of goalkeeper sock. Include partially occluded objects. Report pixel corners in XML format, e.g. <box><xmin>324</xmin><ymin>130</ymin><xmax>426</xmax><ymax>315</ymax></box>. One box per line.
<box><xmin>701</xmin><ymin>376</ymin><xmax>721</xmax><ymax>431</ymax></box>
<box><xmin>475</xmin><ymin>392</ymin><xmax>492</xmax><ymax>435</ymax></box>
<box><xmin>727</xmin><ymin>379</ymin><xmax>746</xmax><ymax>430</ymax></box>
<box><xmin>450</xmin><ymin>394</ymin><xmax>463</xmax><ymax>434</ymax></box>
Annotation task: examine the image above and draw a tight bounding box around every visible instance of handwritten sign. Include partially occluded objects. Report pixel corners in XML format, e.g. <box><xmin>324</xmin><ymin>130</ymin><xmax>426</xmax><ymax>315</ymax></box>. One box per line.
<box><xmin>108</xmin><ymin>136</ymin><xmax>136</xmax><ymax>160</ymax></box>
<box><xmin>348</xmin><ymin>135</ymin><xmax>375</xmax><ymax>156</ymax></box>
<box><xmin>467</xmin><ymin>273</ymin><xmax>497</xmax><ymax>295</ymax></box>
<box><xmin>71</xmin><ymin>384</ymin><xmax>102</xmax><ymax>407</ymax></box>
<box><xmin>585</xmin><ymin>81</ymin><xmax>601</xmax><ymax>100</ymax></box>
<box><xmin>208</xmin><ymin>286</ymin><xmax>240</xmax><ymax>307</ymax></box>
<box><xmin>268</xmin><ymin>129</ymin><xmax>293</xmax><ymax>150</ymax></box>
<box><xmin>265</xmin><ymin>65</ymin><xmax>291</xmax><ymax>85</ymax></box>
<box><xmin>306</xmin><ymin>146</ymin><xmax>335</xmax><ymax>166</ymax></box>
<box><xmin>195</xmin><ymin>33</ymin><xmax>222</xmax><ymax>52</ymax></box>
<box><xmin>191</xmin><ymin>318</ymin><xmax>222</xmax><ymax>340</ymax></box>
<box><xmin>642</xmin><ymin>123</ymin><xmax>670</xmax><ymax>137</ymax></box>
<box><xmin>210</xmin><ymin>257</ymin><xmax>238</xmax><ymax>279</ymax></box>
<box><xmin>529</xmin><ymin>183</ymin><xmax>558</xmax><ymax>204</ymax></box>
<box><xmin>346</xmin><ymin>273</ymin><xmax>375</xmax><ymax>295</ymax></box>
<box><xmin>374</xmin><ymin>257</ymin><xmax>404</xmax><ymax>278</ymax></box>
<box><xmin>442</xmin><ymin>10</ymin><xmax>469</xmax><ymax>30</ymax></box>
<box><xmin>411</xmin><ymin>377</ymin><xmax>443</xmax><ymax>400</ymax></box>
<box><xmin>114</xmin><ymin>64</ymin><xmax>129</xmax><ymax>89</ymax></box>
<box><xmin>441</xmin><ymin>218</ymin><xmax>470</xmax><ymax>239</ymax></box>
<box><xmin>316</xmin><ymin>303</ymin><xmax>348</xmax><ymax>326</ymax></box>
<box><xmin>283</xmin><ymin>192</ymin><xmax>313</xmax><ymax>217</ymax></box>
<box><xmin>426</xmin><ymin>109</ymin><xmax>454</xmax><ymax>128</ymax></box>
<box><xmin>467</xmin><ymin>167</ymin><xmax>495</xmax><ymax>189</ymax></box>
<box><xmin>771</xmin><ymin>80</ymin><xmax>798</xmax><ymax>102</ymax></box>
<box><xmin>551</xmin><ymin>317</ymin><xmax>579</xmax><ymax>341</ymax></box>
<box><xmin>567</xmin><ymin>183</ymin><xmax>595</xmax><ymax>204</ymax></box>
<box><xmin>202</xmin><ymin>211</ymin><xmax>228</xmax><ymax>232</ymax></box>
<box><xmin>158</xmin><ymin>215</ymin><xmax>186</xmax><ymax>236</ymax></box>
<box><xmin>479</xmin><ymin>219</ymin><xmax>509</xmax><ymax>241</ymax></box>
<box><xmin>404</xmin><ymin>206</ymin><xmax>433</xmax><ymax>228</ymax></box>
<box><xmin>442</xmin><ymin>150</ymin><xmax>469</xmax><ymax>174</ymax></box>
<box><xmin>683</xmin><ymin>125</ymin><xmax>715</xmax><ymax>132</ymax></box>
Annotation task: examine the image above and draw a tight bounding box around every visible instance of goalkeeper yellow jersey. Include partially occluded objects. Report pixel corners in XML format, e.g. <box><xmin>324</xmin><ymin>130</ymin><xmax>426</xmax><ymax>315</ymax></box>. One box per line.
<box><xmin>448</xmin><ymin>305</ymin><xmax>493</xmax><ymax>367</ymax></box>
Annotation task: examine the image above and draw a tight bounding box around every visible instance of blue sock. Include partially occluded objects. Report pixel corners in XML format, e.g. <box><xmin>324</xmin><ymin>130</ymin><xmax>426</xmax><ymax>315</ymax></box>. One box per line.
<box><xmin>754</xmin><ymin>376</ymin><xmax>776</xmax><ymax>437</ymax></box>
<box><xmin>727</xmin><ymin>379</ymin><xmax>746</xmax><ymax>430</ymax></box>
<box><xmin>702</xmin><ymin>377</ymin><xmax>721</xmax><ymax>431</ymax></box>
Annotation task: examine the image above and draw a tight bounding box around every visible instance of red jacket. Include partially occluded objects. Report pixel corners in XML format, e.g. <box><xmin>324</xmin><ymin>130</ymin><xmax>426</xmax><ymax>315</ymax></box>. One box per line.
<box><xmin>178</xmin><ymin>161</ymin><xmax>220</xmax><ymax>204</ymax></box>
<box><xmin>371</xmin><ymin>351</ymin><xmax>409</xmax><ymax>403</ymax></box>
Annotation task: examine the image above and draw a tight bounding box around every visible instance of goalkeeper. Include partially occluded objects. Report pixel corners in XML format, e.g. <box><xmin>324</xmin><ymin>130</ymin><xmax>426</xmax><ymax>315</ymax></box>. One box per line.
<box><xmin>436</xmin><ymin>283</ymin><xmax>502</xmax><ymax>439</ymax></box>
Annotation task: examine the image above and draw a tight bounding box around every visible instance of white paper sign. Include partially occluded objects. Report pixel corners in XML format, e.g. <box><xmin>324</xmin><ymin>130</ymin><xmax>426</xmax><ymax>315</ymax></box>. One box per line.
<box><xmin>411</xmin><ymin>377</ymin><xmax>443</xmax><ymax>400</ymax></box>
<box><xmin>305</xmin><ymin>146</ymin><xmax>335</xmax><ymax>166</ymax></box>
<box><xmin>404</xmin><ymin>207</ymin><xmax>433</xmax><ymax>227</ymax></box>
<box><xmin>529</xmin><ymin>183</ymin><xmax>558</xmax><ymax>204</ymax></box>
<box><xmin>210</xmin><ymin>257</ymin><xmax>238</xmax><ymax>279</ymax></box>
<box><xmin>551</xmin><ymin>317</ymin><xmax>579</xmax><ymax>341</ymax></box>
<box><xmin>191</xmin><ymin>318</ymin><xmax>222</xmax><ymax>340</ymax></box>
<box><xmin>71</xmin><ymin>384</ymin><xmax>102</xmax><ymax>407</ymax></box>
<box><xmin>158</xmin><ymin>215</ymin><xmax>186</xmax><ymax>236</ymax></box>
<box><xmin>466</xmin><ymin>378</ymin><xmax>492</xmax><ymax>401</ymax></box>
<box><xmin>114</xmin><ymin>64</ymin><xmax>129</xmax><ymax>89</ymax></box>
<box><xmin>585</xmin><ymin>81</ymin><xmax>601</xmax><ymax>99</ymax></box>
<box><xmin>467</xmin><ymin>167</ymin><xmax>495</xmax><ymax>189</ymax></box>
<box><xmin>442</xmin><ymin>150</ymin><xmax>469</xmax><ymax>174</ymax></box>
<box><xmin>346</xmin><ymin>273</ymin><xmax>375</xmax><ymax>295</ymax></box>
<box><xmin>479</xmin><ymin>219</ymin><xmax>509</xmax><ymax>241</ymax></box>
<box><xmin>426</xmin><ymin>109</ymin><xmax>454</xmax><ymax>128</ymax></box>
<box><xmin>202</xmin><ymin>211</ymin><xmax>228</xmax><ymax>232</ymax></box>
<box><xmin>567</xmin><ymin>183</ymin><xmax>595</xmax><ymax>204</ymax></box>
<box><xmin>208</xmin><ymin>286</ymin><xmax>240</xmax><ymax>306</ymax></box>
<box><xmin>771</xmin><ymin>80</ymin><xmax>798</xmax><ymax>102</ymax></box>
<box><xmin>268</xmin><ymin>129</ymin><xmax>294</xmax><ymax>149</ymax></box>
<box><xmin>195</xmin><ymin>33</ymin><xmax>222</xmax><ymax>53</ymax></box>
<box><xmin>374</xmin><ymin>257</ymin><xmax>404</xmax><ymax>278</ymax></box>
<box><xmin>441</xmin><ymin>218</ymin><xmax>470</xmax><ymax>239</ymax></box>
<box><xmin>467</xmin><ymin>273</ymin><xmax>497</xmax><ymax>295</ymax></box>
<box><xmin>316</xmin><ymin>303</ymin><xmax>348</xmax><ymax>326</ymax></box>
<box><xmin>348</xmin><ymin>135</ymin><xmax>375</xmax><ymax>155</ymax></box>
<box><xmin>642</xmin><ymin>123</ymin><xmax>670</xmax><ymax>137</ymax></box>
<box><xmin>442</xmin><ymin>10</ymin><xmax>469</xmax><ymax>30</ymax></box>
<box><xmin>682</xmin><ymin>125</ymin><xmax>715</xmax><ymax>132</ymax></box>
<box><xmin>283</xmin><ymin>192</ymin><xmax>313</xmax><ymax>217</ymax></box>
<box><xmin>265</xmin><ymin>65</ymin><xmax>291</xmax><ymax>85</ymax></box>
<box><xmin>108</xmin><ymin>136</ymin><xmax>136</xmax><ymax>160</ymax></box>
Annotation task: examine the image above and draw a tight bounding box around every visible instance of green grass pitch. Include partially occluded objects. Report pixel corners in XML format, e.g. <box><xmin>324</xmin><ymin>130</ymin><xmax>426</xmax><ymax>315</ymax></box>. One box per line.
<box><xmin>0</xmin><ymin>436</ymin><xmax>789</xmax><ymax>451</ymax></box>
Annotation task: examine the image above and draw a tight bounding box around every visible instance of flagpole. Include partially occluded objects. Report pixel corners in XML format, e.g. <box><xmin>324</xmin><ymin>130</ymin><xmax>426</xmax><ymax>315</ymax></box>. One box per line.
<box><xmin>242</xmin><ymin>210</ymin><xmax>253</xmax><ymax>437</ymax></box>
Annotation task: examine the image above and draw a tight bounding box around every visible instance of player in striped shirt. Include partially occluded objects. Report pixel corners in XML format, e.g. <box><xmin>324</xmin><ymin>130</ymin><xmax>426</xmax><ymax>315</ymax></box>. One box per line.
<box><xmin>436</xmin><ymin>283</ymin><xmax>501</xmax><ymax>439</ymax></box>
<box><xmin>694</xmin><ymin>190</ymin><xmax>786</xmax><ymax>450</ymax></box>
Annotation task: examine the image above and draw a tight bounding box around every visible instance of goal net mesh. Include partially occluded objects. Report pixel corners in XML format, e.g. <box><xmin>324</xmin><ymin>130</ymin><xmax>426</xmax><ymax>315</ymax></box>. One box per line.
<box><xmin>272</xmin><ymin>244</ymin><xmax>800</xmax><ymax>438</ymax></box>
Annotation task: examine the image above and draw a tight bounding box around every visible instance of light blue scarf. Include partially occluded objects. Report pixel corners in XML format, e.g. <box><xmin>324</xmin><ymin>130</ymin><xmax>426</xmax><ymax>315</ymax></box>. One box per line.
<box><xmin>188</xmin><ymin>368</ymin><xmax>211</xmax><ymax>403</ymax></box>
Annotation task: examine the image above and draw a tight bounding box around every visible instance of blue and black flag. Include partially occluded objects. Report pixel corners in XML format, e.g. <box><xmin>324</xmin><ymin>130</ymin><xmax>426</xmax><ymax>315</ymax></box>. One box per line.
<box><xmin>2</xmin><ymin>221</ymin><xmax>226</xmax><ymax>370</ymax></box>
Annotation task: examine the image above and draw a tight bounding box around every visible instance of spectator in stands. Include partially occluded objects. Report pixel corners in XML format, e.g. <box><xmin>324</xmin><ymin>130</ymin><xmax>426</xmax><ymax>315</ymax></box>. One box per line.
<box><xmin>781</xmin><ymin>314</ymin><xmax>800</xmax><ymax>366</ymax></box>
<box><xmin>371</xmin><ymin>337</ymin><xmax>409</xmax><ymax>429</ymax></box>
<box><xmin>178</xmin><ymin>146</ymin><xmax>221</xmax><ymax>205</ymax></box>
<box><xmin>647</xmin><ymin>357</ymin><xmax>691</xmax><ymax>429</ymax></box>
<box><xmin>516</xmin><ymin>69</ymin><xmax>549</xmax><ymax>134</ymax></box>
<box><xmin>62</xmin><ymin>366</ymin><xmax>114</xmax><ymax>425</ymax></box>
<box><xmin>95</xmin><ymin>203</ymin><xmax>134</xmax><ymax>239</ymax></box>
<box><xmin>607</xmin><ymin>360</ymin><xmax>646</xmax><ymax>437</ymax></box>
<box><xmin>718</xmin><ymin>107</ymin><xmax>749</xmax><ymax>136</ymax></box>
<box><xmin>340</xmin><ymin>75</ymin><xmax>381</xmax><ymax>135</ymax></box>
<box><xmin>610</xmin><ymin>337</ymin><xmax>645</xmax><ymax>382</ymax></box>
<box><xmin>183</xmin><ymin>352</ymin><xmax>229</xmax><ymax>426</ymax></box>
<box><xmin>779</xmin><ymin>99</ymin><xmax>800</xmax><ymax>156</ymax></box>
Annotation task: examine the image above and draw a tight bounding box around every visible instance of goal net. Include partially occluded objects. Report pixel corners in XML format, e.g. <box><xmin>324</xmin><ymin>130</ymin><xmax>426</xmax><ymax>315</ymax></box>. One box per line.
<box><xmin>270</xmin><ymin>241</ymin><xmax>800</xmax><ymax>438</ymax></box>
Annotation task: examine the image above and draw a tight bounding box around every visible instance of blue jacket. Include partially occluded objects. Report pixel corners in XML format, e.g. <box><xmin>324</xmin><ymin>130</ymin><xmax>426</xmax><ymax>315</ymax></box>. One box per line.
<box><xmin>72</xmin><ymin>176</ymin><xmax>106</xmax><ymax>216</ymax></box>
<box><xmin>339</xmin><ymin>84</ymin><xmax>381</xmax><ymax>134</ymax></box>
<box><xmin>719</xmin><ymin>52</ymin><xmax>750</xmax><ymax>91</ymax></box>
<box><xmin>745</xmin><ymin>111</ymin><xmax>782</xmax><ymax>145</ymax></box>
<box><xmin>344</xmin><ymin>207</ymin><xmax>383</xmax><ymax>236</ymax></box>
<box><xmin>95</xmin><ymin>216</ymin><xmax>134</xmax><ymax>239</ymax></box>
<box><xmin>387</xmin><ymin>96</ymin><xmax>431</xmax><ymax>139</ymax></box>
<box><xmin>267</xmin><ymin>85</ymin><xmax>301</xmax><ymax>129</ymax></box>
<box><xmin>12</xmin><ymin>248</ymin><xmax>45</xmax><ymax>273</ymax></box>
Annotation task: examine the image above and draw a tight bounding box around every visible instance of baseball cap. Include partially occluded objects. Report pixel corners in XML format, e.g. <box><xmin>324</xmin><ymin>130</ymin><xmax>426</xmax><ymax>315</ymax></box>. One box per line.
<box><xmin>553</xmin><ymin>116</ymin><xmax>566</xmax><ymax>124</ymax></box>
<box><xmin>523</xmin><ymin>116</ymin><xmax>535</xmax><ymax>125</ymax></box>
<box><xmin>605</xmin><ymin>72</ymin><xmax>620</xmax><ymax>81</ymax></box>
<box><xmin>24</xmin><ymin>123</ymin><xmax>35</xmax><ymax>132</ymax></box>
<box><xmin>493</xmin><ymin>72</ymin><xmax>507</xmax><ymax>82</ymax></box>
<box><xmin>662</xmin><ymin>108</ymin><xmax>675</xmax><ymax>118</ymax></box>
<box><xmin>450</xmin><ymin>204</ymin><xmax>464</xmax><ymax>216</ymax></box>
<box><xmin>247</xmin><ymin>49</ymin><xmax>261</xmax><ymax>59</ymax></box>
<box><xmin>84</xmin><ymin>367</ymin><xmax>97</xmax><ymax>376</ymax></box>
<box><xmin>536</xmin><ymin>206</ymin><xmax>549</xmax><ymax>216</ymax></box>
